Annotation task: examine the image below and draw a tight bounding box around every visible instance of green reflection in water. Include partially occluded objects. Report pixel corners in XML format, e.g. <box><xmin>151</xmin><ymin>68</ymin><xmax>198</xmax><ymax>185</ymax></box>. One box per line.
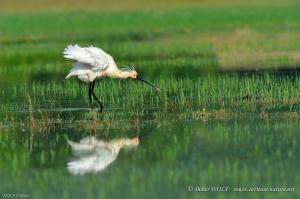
<box><xmin>0</xmin><ymin>118</ymin><xmax>299</xmax><ymax>199</ymax></box>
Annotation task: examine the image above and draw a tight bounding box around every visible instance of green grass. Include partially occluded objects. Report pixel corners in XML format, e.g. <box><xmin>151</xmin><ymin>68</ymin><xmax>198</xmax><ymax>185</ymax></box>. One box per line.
<box><xmin>1</xmin><ymin>6</ymin><xmax>300</xmax><ymax>76</ymax></box>
<box><xmin>0</xmin><ymin>74</ymin><xmax>299</xmax><ymax>126</ymax></box>
<box><xmin>1</xmin><ymin>0</ymin><xmax>298</xmax><ymax>12</ymax></box>
<box><xmin>1</xmin><ymin>6</ymin><xmax>300</xmax><ymax>36</ymax></box>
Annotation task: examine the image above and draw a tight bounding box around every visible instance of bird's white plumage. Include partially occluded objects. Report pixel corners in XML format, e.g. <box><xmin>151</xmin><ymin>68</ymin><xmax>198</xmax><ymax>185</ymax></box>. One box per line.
<box><xmin>64</xmin><ymin>44</ymin><xmax>113</xmax><ymax>71</ymax></box>
<box><xmin>65</xmin><ymin>62</ymin><xmax>101</xmax><ymax>82</ymax></box>
<box><xmin>64</xmin><ymin>44</ymin><xmax>118</xmax><ymax>82</ymax></box>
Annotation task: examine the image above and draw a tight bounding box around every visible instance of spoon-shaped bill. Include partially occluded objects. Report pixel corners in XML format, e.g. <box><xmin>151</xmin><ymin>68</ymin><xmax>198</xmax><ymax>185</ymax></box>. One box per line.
<box><xmin>137</xmin><ymin>76</ymin><xmax>160</xmax><ymax>91</ymax></box>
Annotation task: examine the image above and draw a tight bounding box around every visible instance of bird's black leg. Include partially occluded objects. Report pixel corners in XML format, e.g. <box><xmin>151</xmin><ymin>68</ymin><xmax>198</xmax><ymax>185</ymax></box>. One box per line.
<box><xmin>91</xmin><ymin>81</ymin><xmax>104</xmax><ymax>112</ymax></box>
<box><xmin>88</xmin><ymin>82</ymin><xmax>93</xmax><ymax>105</ymax></box>
<box><xmin>92</xmin><ymin>81</ymin><xmax>95</xmax><ymax>92</ymax></box>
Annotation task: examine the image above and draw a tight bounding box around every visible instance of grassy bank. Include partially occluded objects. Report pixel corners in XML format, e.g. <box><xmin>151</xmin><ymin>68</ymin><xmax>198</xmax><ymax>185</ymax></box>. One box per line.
<box><xmin>1</xmin><ymin>6</ymin><xmax>300</xmax><ymax>78</ymax></box>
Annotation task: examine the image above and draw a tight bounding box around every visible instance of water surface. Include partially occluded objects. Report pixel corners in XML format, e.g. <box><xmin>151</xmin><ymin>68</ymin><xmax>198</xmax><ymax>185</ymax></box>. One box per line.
<box><xmin>0</xmin><ymin>116</ymin><xmax>299</xmax><ymax>199</ymax></box>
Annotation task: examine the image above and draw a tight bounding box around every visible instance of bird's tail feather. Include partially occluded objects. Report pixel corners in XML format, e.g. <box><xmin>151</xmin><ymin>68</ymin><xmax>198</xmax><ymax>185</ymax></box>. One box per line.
<box><xmin>63</xmin><ymin>44</ymin><xmax>84</xmax><ymax>60</ymax></box>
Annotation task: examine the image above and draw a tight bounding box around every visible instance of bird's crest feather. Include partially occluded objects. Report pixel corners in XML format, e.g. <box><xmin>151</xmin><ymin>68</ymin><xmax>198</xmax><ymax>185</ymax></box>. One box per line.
<box><xmin>120</xmin><ymin>65</ymin><xmax>135</xmax><ymax>72</ymax></box>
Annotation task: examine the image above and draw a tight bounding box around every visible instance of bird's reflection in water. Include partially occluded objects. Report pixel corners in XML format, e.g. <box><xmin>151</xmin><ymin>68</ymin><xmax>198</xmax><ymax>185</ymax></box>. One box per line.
<box><xmin>67</xmin><ymin>136</ymin><xmax>139</xmax><ymax>175</ymax></box>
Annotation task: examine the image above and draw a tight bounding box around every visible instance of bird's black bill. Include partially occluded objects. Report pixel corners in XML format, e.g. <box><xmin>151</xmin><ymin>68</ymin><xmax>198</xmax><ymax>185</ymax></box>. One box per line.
<box><xmin>136</xmin><ymin>76</ymin><xmax>159</xmax><ymax>91</ymax></box>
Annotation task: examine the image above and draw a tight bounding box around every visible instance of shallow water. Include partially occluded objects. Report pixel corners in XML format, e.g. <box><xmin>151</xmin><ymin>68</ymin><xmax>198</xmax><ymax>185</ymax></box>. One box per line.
<box><xmin>0</xmin><ymin>116</ymin><xmax>299</xmax><ymax>199</ymax></box>
<box><xmin>0</xmin><ymin>73</ymin><xmax>300</xmax><ymax>198</ymax></box>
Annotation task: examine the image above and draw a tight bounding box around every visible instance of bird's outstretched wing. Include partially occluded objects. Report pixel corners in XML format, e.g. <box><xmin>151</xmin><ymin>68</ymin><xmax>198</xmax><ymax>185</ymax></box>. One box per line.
<box><xmin>63</xmin><ymin>44</ymin><xmax>115</xmax><ymax>71</ymax></box>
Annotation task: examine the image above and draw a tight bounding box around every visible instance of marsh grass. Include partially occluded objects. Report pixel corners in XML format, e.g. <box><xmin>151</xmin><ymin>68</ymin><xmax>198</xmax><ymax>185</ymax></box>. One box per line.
<box><xmin>0</xmin><ymin>73</ymin><xmax>299</xmax><ymax>128</ymax></box>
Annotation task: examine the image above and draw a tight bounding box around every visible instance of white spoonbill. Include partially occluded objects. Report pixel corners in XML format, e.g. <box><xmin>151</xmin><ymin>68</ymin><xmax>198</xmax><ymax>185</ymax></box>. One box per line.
<box><xmin>63</xmin><ymin>44</ymin><xmax>159</xmax><ymax>112</ymax></box>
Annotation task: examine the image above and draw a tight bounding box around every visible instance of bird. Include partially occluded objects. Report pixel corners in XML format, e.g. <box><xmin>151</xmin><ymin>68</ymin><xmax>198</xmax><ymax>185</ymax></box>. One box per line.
<box><xmin>63</xmin><ymin>44</ymin><xmax>159</xmax><ymax>112</ymax></box>
<box><xmin>67</xmin><ymin>136</ymin><xmax>139</xmax><ymax>175</ymax></box>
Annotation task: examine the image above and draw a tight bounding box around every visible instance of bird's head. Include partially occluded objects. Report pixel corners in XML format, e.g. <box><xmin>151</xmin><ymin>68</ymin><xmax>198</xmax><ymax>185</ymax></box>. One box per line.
<box><xmin>120</xmin><ymin>66</ymin><xmax>137</xmax><ymax>79</ymax></box>
<box><xmin>121</xmin><ymin>66</ymin><xmax>160</xmax><ymax>91</ymax></box>
<box><xmin>129</xmin><ymin>70</ymin><xmax>138</xmax><ymax>79</ymax></box>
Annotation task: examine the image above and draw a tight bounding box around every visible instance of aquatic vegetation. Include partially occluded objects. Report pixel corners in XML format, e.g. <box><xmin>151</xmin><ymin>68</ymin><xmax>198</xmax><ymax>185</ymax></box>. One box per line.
<box><xmin>1</xmin><ymin>73</ymin><xmax>300</xmax><ymax>125</ymax></box>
